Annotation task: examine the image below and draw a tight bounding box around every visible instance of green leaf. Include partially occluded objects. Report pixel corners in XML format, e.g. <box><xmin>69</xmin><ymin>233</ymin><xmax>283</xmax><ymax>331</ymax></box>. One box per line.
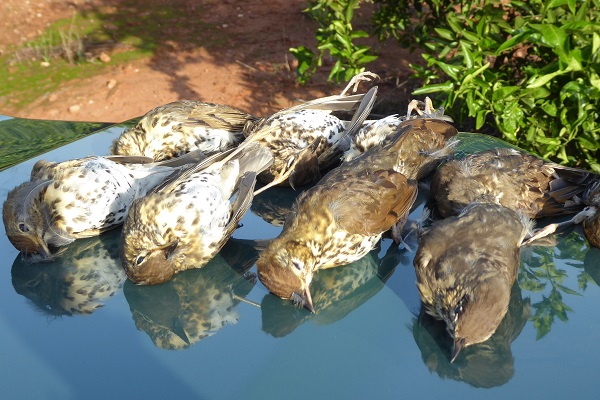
<box><xmin>492</xmin><ymin>86</ymin><xmax>520</xmax><ymax>102</ymax></box>
<box><xmin>547</xmin><ymin>0</ymin><xmax>569</xmax><ymax>8</ymax></box>
<box><xmin>413</xmin><ymin>82</ymin><xmax>455</xmax><ymax>95</ymax></box>
<box><xmin>540</xmin><ymin>24</ymin><xmax>568</xmax><ymax>50</ymax></box>
<box><xmin>590</xmin><ymin>73</ymin><xmax>600</xmax><ymax>91</ymax></box>
<box><xmin>460</xmin><ymin>41</ymin><xmax>474</xmax><ymax>69</ymax></box>
<box><xmin>526</xmin><ymin>67</ymin><xmax>573</xmax><ymax>88</ymax></box>
<box><xmin>496</xmin><ymin>31</ymin><xmax>532</xmax><ymax>54</ymax></box>
<box><xmin>357</xmin><ymin>54</ymin><xmax>378</xmax><ymax>64</ymax></box>
<box><xmin>433</xmin><ymin>60</ymin><xmax>460</xmax><ymax>81</ymax></box>
<box><xmin>434</xmin><ymin>27</ymin><xmax>455</xmax><ymax>41</ymax></box>
<box><xmin>541</xmin><ymin>101</ymin><xmax>558</xmax><ymax>117</ymax></box>
<box><xmin>462</xmin><ymin>30</ymin><xmax>480</xmax><ymax>43</ymax></box>
<box><xmin>462</xmin><ymin>62</ymin><xmax>491</xmax><ymax>86</ymax></box>
<box><xmin>476</xmin><ymin>110</ymin><xmax>489</xmax><ymax>129</ymax></box>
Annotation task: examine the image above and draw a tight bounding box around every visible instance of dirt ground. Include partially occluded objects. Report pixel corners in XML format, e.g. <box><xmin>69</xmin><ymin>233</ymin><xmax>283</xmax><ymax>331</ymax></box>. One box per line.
<box><xmin>0</xmin><ymin>0</ymin><xmax>423</xmax><ymax>123</ymax></box>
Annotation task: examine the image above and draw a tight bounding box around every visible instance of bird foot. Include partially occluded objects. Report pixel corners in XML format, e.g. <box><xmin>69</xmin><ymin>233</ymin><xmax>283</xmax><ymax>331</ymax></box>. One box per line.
<box><xmin>406</xmin><ymin>97</ymin><xmax>453</xmax><ymax>122</ymax></box>
<box><xmin>523</xmin><ymin>206</ymin><xmax>597</xmax><ymax>245</ymax></box>
<box><xmin>339</xmin><ymin>71</ymin><xmax>380</xmax><ymax>96</ymax></box>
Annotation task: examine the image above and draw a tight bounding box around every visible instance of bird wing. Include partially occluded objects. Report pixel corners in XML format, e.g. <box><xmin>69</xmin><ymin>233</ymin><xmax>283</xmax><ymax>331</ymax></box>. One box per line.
<box><xmin>185</xmin><ymin>103</ymin><xmax>260</xmax><ymax>132</ymax></box>
<box><xmin>317</xmin><ymin>86</ymin><xmax>378</xmax><ymax>170</ymax></box>
<box><xmin>327</xmin><ymin>169</ymin><xmax>418</xmax><ymax>236</ymax></box>
<box><xmin>224</xmin><ymin>172</ymin><xmax>258</xmax><ymax>239</ymax></box>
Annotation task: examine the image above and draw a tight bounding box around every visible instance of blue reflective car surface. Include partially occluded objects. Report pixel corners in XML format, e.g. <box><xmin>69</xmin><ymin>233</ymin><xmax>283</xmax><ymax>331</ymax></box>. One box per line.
<box><xmin>1</xmin><ymin>117</ymin><xmax>599</xmax><ymax>399</ymax></box>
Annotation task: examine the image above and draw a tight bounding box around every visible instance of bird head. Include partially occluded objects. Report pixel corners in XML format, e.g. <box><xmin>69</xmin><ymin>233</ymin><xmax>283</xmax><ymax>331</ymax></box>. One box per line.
<box><xmin>257</xmin><ymin>239</ymin><xmax>316</xmax><ymax>312</ymax></box>
<box><xmin>446</xmin><ymin>274</ymin><xmax>511</xmax><ymax>362</ymax></box>
<box><xmin>3</xmin><ymin>180</ymin><xmax>55</xmax><ymax>260</ymax></box>
<box><xmin>119</xmin><ymin>197</ymin><xmax>181</xmax><ymax>285</ymax></box>
<box><xmin>110</xmin><ymin>125</ymin><xmax>147</xmax><ymax>157</ymax></box>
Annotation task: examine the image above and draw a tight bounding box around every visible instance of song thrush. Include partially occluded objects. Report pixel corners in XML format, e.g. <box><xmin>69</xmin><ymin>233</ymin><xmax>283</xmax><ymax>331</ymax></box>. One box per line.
<box><xmin>257</xmin><ymin>111</ymin><xmax>457</xmax><ymax>311</ymax></box>
<box><xmin>246</xmin><ymin>85</ymin><xmax>378</xmax><ymax>191</ymax></box>
<box><xmin>123</xmin><ymin>241</ymin><xmax>258</xmax><ymax>350</ymax></box>
<box><xmin>582</xmin><ymin>181</ymin><xmax>600</xmax><ymax>247</ymax></box>
<box><xmin>110</xmin><ymin>100</ymin><xmax>261</xmax><ymax>161</ymax></box>
<box><xmin>3</xmin><ymin>151</ymin><xmax>205</xmax><ymax>260</ymax></box>
<box><xmin>432</xmin><ymin>147</ymin><xmax>594</xmax><ymax>219</ymax></box>
<box><xmin>261</xmin><ymin>242</ymin><xmax>401</xmax><ymax>336</ymax></box>
<box><xmin>412</xmin><ymin>281</ymin><xmax>530</xmax><ymax>387</ymax></box>
<box><xmin>343</xmin><ymin>96</ymin><xmax>453</xmax><ymax>162</ymax></box>
<box><xmin>11</xmin><ymin>228</ymin><xmax>125</xmax><ymax>316</ymax></box>
<box><xmin>414</xmin><ymin>202</ymin><xmax>532</xmax><ymax>362</ymax></box>
<box><xmin>119</xmin><ymin>143</ymin><xmax>273</xmax><ymax>285</ymax></box>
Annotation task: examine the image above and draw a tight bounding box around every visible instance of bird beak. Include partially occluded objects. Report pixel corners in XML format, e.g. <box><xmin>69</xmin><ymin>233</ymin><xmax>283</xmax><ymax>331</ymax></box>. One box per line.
<box><xmin>35</xmin><ymin>240</ymin><xmax>52</xmax><ymax>260</ymax></box>
<box><xmin>451</xmin><ymin>337</ymin><xmax>465</xmax><ymax>363</ymax></box>
<box><xmin>303</xmin><ymin>288</ymin><xmax>315</xmax><ymax>313</ymax></box>
<box><xmin>172</xmin><ymin>319</ymin><xmax>191</xmax><ymax>346</ymax></box>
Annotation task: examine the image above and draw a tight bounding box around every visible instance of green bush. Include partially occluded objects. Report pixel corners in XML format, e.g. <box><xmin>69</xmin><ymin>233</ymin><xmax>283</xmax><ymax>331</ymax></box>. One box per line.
<box><xmin>291</xmin><ymin>0</ymin><xmax>600</xmax><ymax>172</ymax></box>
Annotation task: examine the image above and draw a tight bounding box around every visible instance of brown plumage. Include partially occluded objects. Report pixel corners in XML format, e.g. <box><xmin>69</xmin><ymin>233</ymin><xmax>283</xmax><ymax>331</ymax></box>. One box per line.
<box><xmin>245</xmin><ymin>86</ymin><xmax>377</xmax><ymax>190</ymax></box>
<box><xmin>119</xmin><ymin>143</ymin><xmax>273</xmax><ymax>285</ymax></box>
<box><xmin>110</xmin><ymin>100</ymin><xmax>261</xmax><ymax>161</ymax></box>
<box><xmin>432</xmin><ymin>147</ymin><xmax>594</xmax><ymax>219</ymax></box>
<box><xmin>3</xmin><ymin>151</ymin><xmax>205</xmax><ymax>260</ymax></box>
<box><xmin>582</xmin><ymin>180</ymin><xmax>600</xmax><ymax>247</ymax></box>
<box><xmin>414</xmin><ymin>202</ymin><xmax>531</xmax><ymax>362</ymax></box>
<box><xmin>123</xmin><ymin>242</ymin><xmax>258</xmax><ymax>350</ymax></box>
<box><xmin>11</xmin><ymin>228</ymin><xmax>125</xmax><ymax>316</ymax></box>
<box><xmin>256</xmin><ymin>114</ymin><xmax>457</xmax><ymax>311</ymax></box>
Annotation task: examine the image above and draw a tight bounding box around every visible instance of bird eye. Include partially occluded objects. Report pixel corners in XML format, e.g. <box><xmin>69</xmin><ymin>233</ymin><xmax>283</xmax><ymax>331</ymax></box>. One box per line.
<box><xmin>136</xmin><ymin>255</ymin><xmax>146</xmax><ymax>265</ymax></box>
<box><xmin>18</xmin><ymin>223</ymin><xmax>29</xmax><ymax>233</ymax></box>
<box><xmin>292</xmin><ymin>260</ymin><xmax>303</xmax><ymax>271</ymax></box>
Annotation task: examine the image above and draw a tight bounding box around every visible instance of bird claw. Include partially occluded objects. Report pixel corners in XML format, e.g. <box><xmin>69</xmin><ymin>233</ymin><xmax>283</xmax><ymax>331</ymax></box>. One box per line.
<box><xmin>522</xmin><ymin>206</ymin><xmax>597</xmax><ymax>245</ymax></box>
<box><xmin>406</xmin><ymin>97</ymin><xmax>453</xmax><ymax>122</ymax></box>
<box><xmin>339</xmin><ymin>71</ymin><xmax>380</xmax><ymax>96</ymax></box>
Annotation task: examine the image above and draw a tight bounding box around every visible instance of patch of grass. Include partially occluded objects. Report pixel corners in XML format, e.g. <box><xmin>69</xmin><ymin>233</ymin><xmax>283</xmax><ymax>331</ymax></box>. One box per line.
<box><xmin>0</xmin><ymin>2</ymin><xmax>227</xmax><ymax>111</ymax></box>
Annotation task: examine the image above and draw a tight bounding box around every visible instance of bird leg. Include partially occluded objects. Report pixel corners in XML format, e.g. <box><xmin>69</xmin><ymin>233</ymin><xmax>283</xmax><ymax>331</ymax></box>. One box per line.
<box><xmin>406</xmin><ymin>97</ymin><xmax>453</xmax><ymax>122</ymax></box>
<box><xmin>522</xmin><ymin>206</ymin><xmax>598</xmax><ymax>245</ymax></box>
<box><xmin>339</xmin><ymin>71</ymin><xmax>380</xmax><ymax>96</ymax></box>
<box><xmin>233</xmin><ymin>294</ymin><xmax>262</xmax><ymax>308</ymax></box>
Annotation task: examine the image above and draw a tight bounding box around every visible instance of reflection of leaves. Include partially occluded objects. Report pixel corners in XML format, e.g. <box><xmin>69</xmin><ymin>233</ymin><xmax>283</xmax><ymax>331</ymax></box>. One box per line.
<box><xmin>0</xmin><ymin>117</ymin><xmax>125</xmax><ymax>170</ymax></box>
<box><xmin>531</xmin><ymin>289</ymin><xmax>573</xmax><ymax>340</ymax></box>
<box><xmin>519</xmin><ymin>226</ymin><xmax>589</xmax><ymax>339</ymax></box>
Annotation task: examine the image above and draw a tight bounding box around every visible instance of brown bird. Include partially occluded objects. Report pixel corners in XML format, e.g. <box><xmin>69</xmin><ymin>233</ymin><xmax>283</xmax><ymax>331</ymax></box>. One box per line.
<box><xmin>246</xmin><ymin>85</ymin><xmax>378</xmax><ymax>191</ymax></box>
<box><xmin>110</xmin><ymin>100</ymin><xmax>261</xmax><ymax>161</ymax></box>
<box><xmin>257</xmin><ymin>113</ymin><xmax>458</xmax><ymax>312</ymax></box>
<box><xmin>412</xmin><ymin>280</ymin><xmax>531</xmax><ymax>387</ymax></box>
<box><xmin>582</xmin><ymin>181</ymin><xmax>600</xmax><ymax>247</ymax></box>
<box><xmin>2</xmin><ymin>151</ymin><xmax>205</xmax><ymax>260</ymax></box>
<box><xmin>119</xmin><ymin>143</ymin><xmax>273</xmax><ymax>285</ymax></box>
<box><xmin>11</xmin><ymin>227</ymin><xmax>125</xmax><ymax>316</ymax></box>
<box><xmin>261</xmin><ymin>242</ymin><xmax>401</xmax><ymax>337</ymax></box>
<box><xmin>123</xmin><ymin>244</ymin><xmax>258</xmax><ymax>350</ymax></box>
<box><xmin>414</xmin><ymin>202</ymin><xmax>532</xmax><ymax>362</ymax></box>
<box><xmin>343</xmin><ymin>96</ymin><xmax>453</xmax><ymax>162</ymax></box>
<box><xmin>432</xmin><ymin>147</ymin><xmax>594</xmax><ymax>219</ymax></box>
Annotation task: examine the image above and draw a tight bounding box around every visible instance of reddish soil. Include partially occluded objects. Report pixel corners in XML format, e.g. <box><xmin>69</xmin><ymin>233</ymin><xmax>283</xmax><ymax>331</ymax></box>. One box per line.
<box><xmin>0</xmin><ymin>0</ymin><xmax>423</xmax><ymax>123</ymax></box>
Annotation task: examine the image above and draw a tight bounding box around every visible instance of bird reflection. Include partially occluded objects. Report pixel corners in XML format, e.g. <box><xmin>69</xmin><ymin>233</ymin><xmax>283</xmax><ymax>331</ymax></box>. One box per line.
<box><xmin>261</xmin><ymin>243</ymin><xmax>402</xmax><ymax>337</ymax></box>
<box><xmin>123</xmin><ymin>239</ymin><xmax>261</xmax><ymax>350</ymax></box>
<box><xmin>412</xmin><ymin>282</ymin><xmax>530</xmax><ymax>388</ymax></box>
<box><xmin>250</xmin><ymin>186</ymin><xmax>306</xmax><ymax>227</ymax></box>
<box><xmin>11</xmin><ymin>228</ymin><xmax>125</xmax><ymax>316</ymax></box>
